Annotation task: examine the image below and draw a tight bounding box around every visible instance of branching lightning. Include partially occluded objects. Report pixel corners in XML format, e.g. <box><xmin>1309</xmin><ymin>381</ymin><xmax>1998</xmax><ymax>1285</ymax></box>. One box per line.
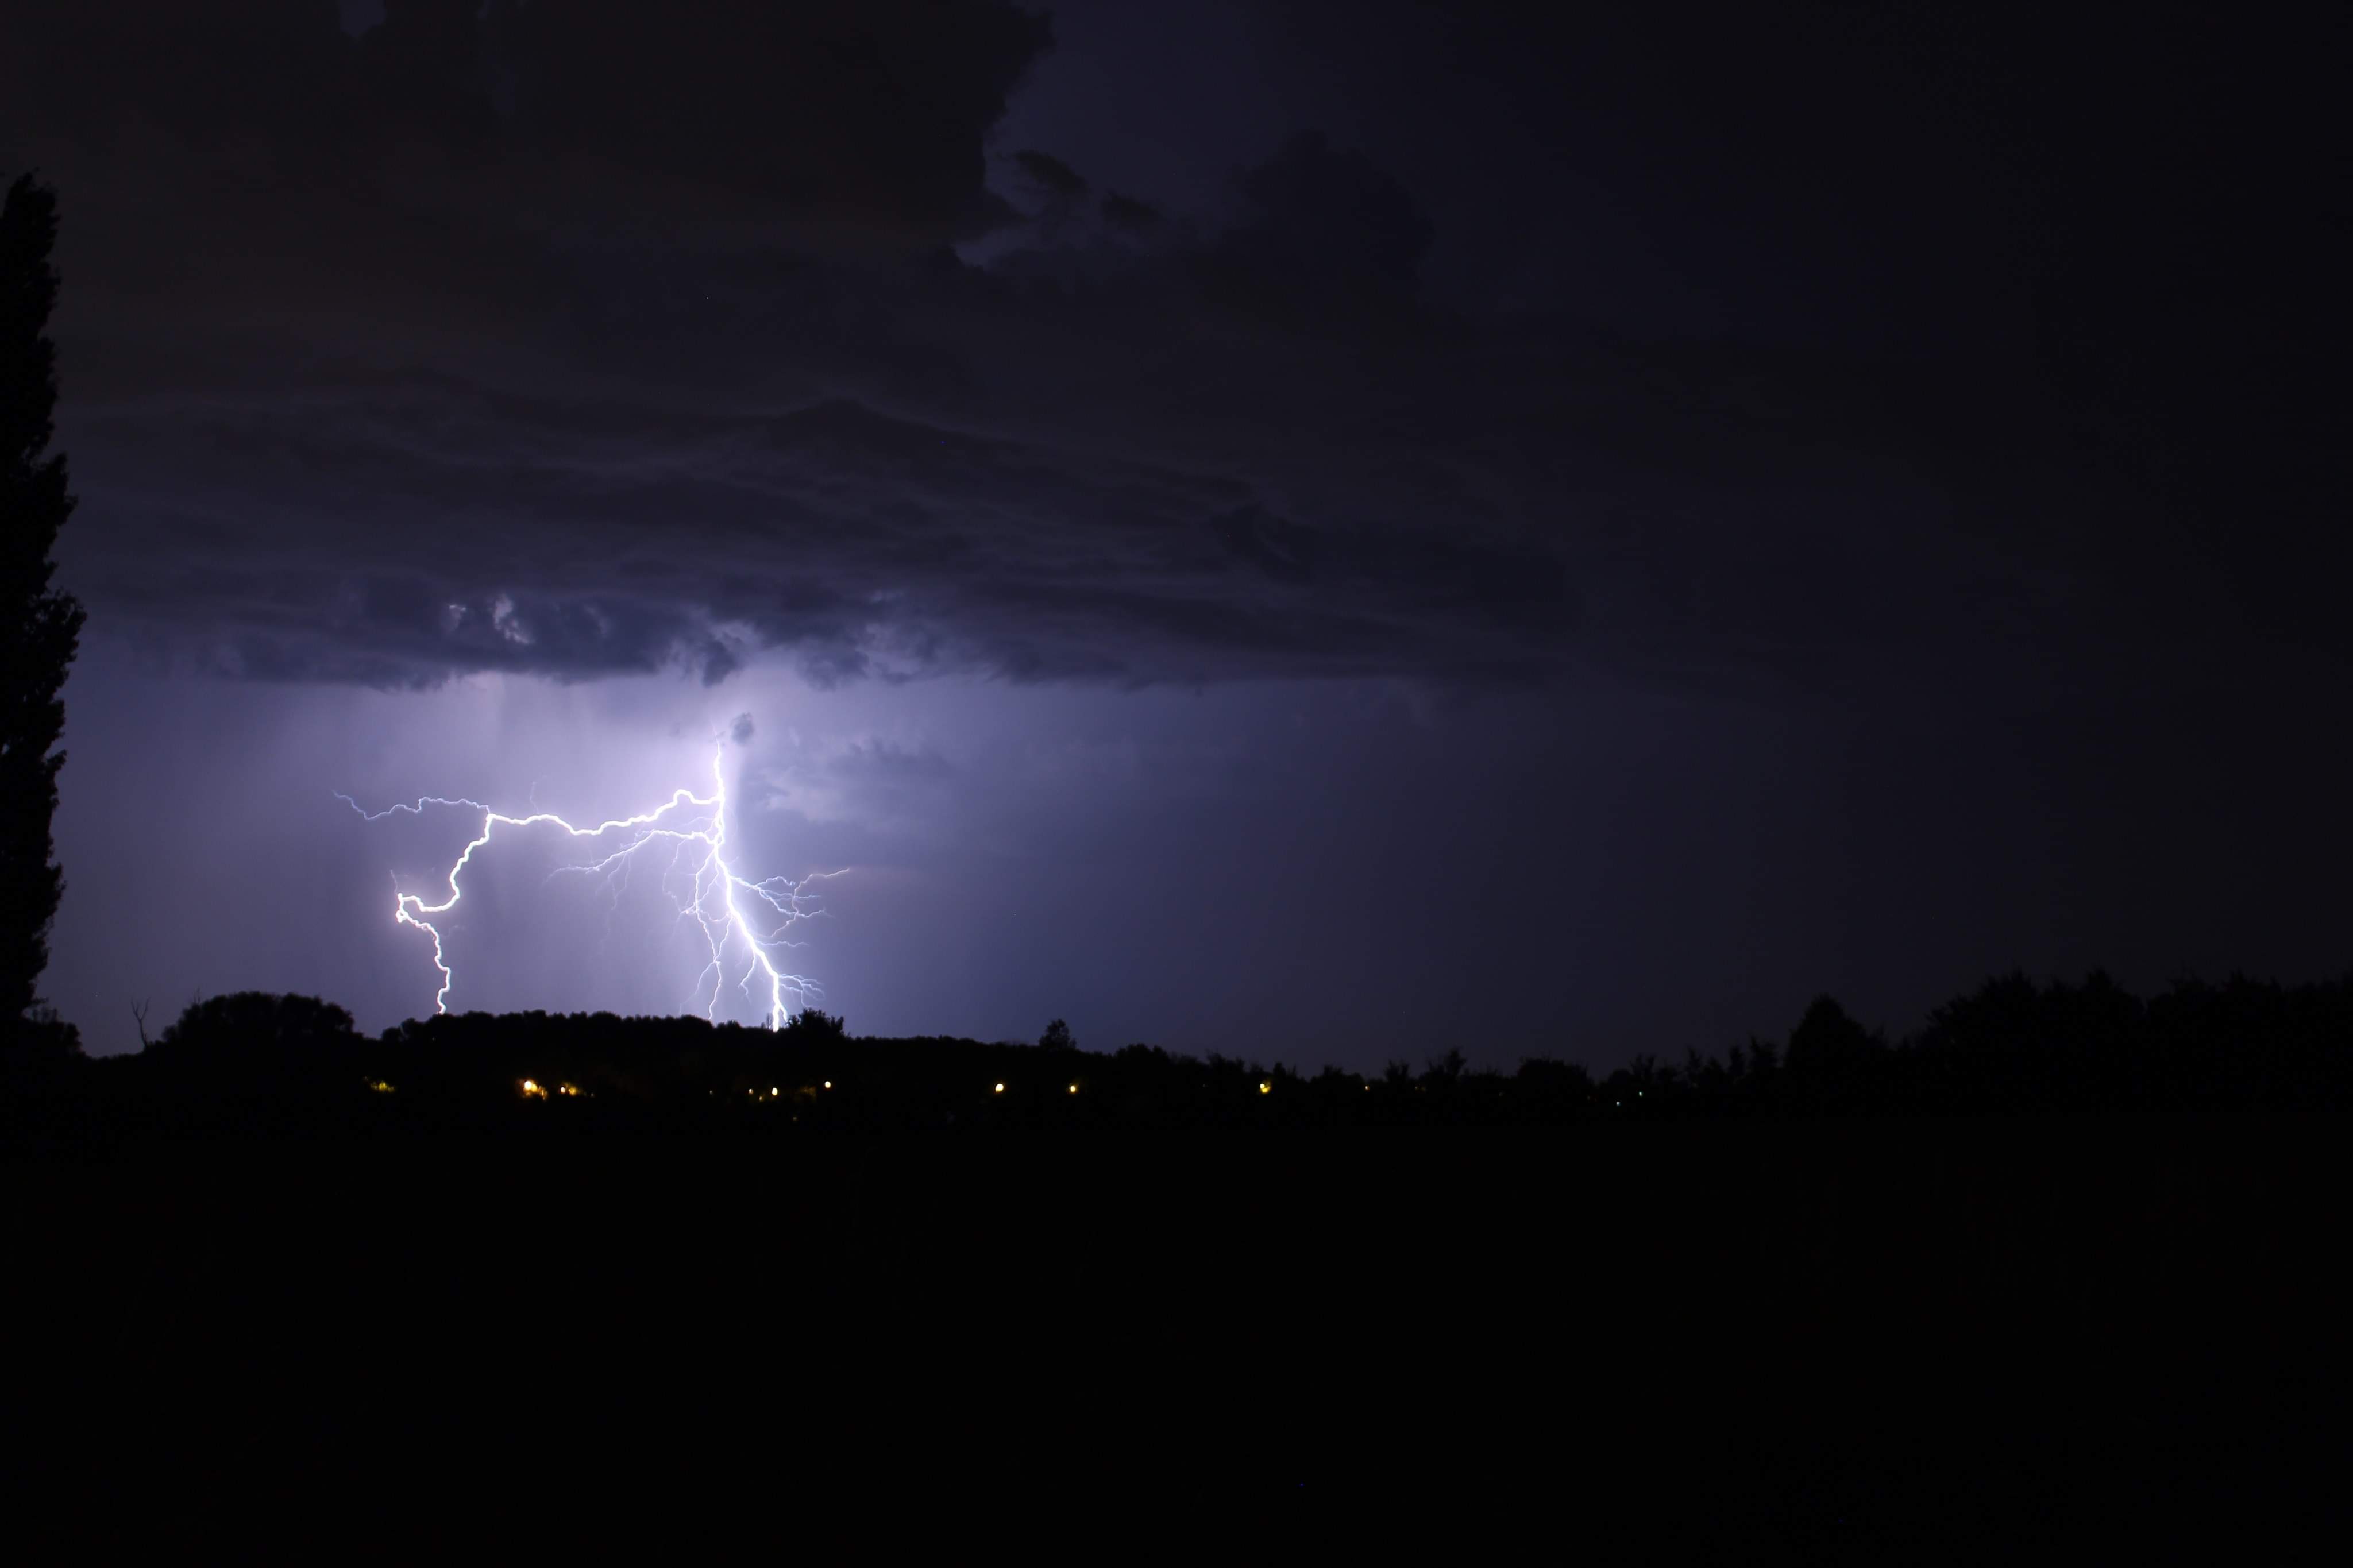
<box><xmin>341</xmin><ymin>739</ymin><xmax>838</xmax><ymax>1028</ymax></box>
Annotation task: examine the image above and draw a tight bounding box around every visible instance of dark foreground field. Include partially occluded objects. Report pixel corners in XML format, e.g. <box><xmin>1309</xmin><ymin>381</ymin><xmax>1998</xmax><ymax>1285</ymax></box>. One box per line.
<box><xmin>10</xmin><ymin>1115</ymin><xmax>2350</xmax><ymax>1551</ymax></box>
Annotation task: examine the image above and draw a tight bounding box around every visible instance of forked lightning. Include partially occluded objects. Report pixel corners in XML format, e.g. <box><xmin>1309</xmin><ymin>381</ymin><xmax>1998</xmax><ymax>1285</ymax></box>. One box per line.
<box><xmin>341</xmin><ymin>739</ymin><xmax>834</xmax><ymax>1027</ymax></box>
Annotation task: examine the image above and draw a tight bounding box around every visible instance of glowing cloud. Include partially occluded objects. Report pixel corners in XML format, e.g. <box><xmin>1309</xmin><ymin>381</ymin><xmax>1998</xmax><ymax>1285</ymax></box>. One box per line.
<box><xmin>341</xmin><ymin>739</ymin><xmax>838</xmax><ymax>1028</ymax></box>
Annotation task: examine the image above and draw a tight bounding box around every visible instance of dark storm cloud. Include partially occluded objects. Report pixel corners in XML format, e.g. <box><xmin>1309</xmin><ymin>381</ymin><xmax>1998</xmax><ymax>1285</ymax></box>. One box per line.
<box><xmin>3</xmin><ymin>1</ymin><xmax>1050</xmax><ymax>240</ymax></box>
<box><xmin>1194</xmin><ymin>131</ymin><xmax>1432</xmax><ymax>330</ymax></box>
<box><xmin>829</xmin><ymin>739</ymin><xmax>953</xmax><ymax>785</ymax></box>
<box><xmin>1011</xmin><ymin>150</ymin><xmax>1087</xmax><ymax>199</ymax></box>
<box><xmin>6</xmin><ymin>0</ymin><xmax>2329</xmax><ymax>703</ymax></box>
<box><xmin>1097</xmin><ymin>192</ymin><xmax>1160</xmax><ymax>235</ymax></box>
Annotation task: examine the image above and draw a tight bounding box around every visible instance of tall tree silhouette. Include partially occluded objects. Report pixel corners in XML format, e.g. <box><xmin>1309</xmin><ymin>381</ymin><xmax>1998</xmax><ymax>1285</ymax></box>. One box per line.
<box><xmin>0</xmin><ymin>175</ymin><xmax>85</xmax><ymax>1032</ymax></box>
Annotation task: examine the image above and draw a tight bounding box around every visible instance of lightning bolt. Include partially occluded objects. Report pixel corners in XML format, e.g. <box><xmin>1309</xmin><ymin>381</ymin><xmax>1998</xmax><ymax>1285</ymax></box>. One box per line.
<box><xmin>340</xmin><ymin>739</ymin><xmax>838</xmax><ymax>1028</ymax></box>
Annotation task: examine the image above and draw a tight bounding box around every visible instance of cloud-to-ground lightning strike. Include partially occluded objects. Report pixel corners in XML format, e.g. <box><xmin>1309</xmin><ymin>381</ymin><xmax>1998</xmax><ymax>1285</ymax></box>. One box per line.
<box><xmin>340</xmin><ymin>740</ymin><xmax>838</xmax><ymax>1028</ymax></box>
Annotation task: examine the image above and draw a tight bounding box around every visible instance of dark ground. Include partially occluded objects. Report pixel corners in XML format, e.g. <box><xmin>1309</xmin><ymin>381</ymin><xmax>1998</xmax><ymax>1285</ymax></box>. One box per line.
<box><xmin>9</xmin><ymin>1115</ymin><xmax>2348</xmax><ymax>1551</ymax></box>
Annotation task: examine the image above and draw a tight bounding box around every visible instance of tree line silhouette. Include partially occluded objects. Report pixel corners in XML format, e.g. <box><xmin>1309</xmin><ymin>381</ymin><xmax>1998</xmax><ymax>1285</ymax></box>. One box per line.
<box><xmin>8</xmin><ymin>968</ymin><xmax>2352</xmax><ymax>1143</ymax></box>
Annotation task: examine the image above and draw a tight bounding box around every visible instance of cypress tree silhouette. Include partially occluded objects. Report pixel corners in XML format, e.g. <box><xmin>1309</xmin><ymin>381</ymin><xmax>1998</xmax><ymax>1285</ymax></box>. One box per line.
<box><xmin>0</xmin><ymin>174</ymin><xmax>86</xmax><ymax>1034</ymax></box>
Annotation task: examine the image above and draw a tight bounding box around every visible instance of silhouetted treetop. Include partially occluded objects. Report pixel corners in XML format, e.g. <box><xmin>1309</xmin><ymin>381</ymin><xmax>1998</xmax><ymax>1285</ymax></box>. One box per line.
<box><xmin>153</xmin><ymin>993</ymin><xmax>360</xmax><ymax>1058</ymax></box>
<box><xmin>0</xmin><ymin>173</ymin><xmax>86</xmax><ymax>1037</ymax></box>
<box><xmin>785</xmin><ymin>1008</ymin><xmax>848</xmax><ymax>1041</ymax></box>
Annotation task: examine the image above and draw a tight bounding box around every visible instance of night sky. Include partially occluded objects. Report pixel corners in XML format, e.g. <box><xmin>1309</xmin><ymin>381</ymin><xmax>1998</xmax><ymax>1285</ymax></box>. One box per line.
<box><xmin>5</xmin><ymin>1</ymin><xmax>2340</xmax><ymax>1063</ymax></box>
